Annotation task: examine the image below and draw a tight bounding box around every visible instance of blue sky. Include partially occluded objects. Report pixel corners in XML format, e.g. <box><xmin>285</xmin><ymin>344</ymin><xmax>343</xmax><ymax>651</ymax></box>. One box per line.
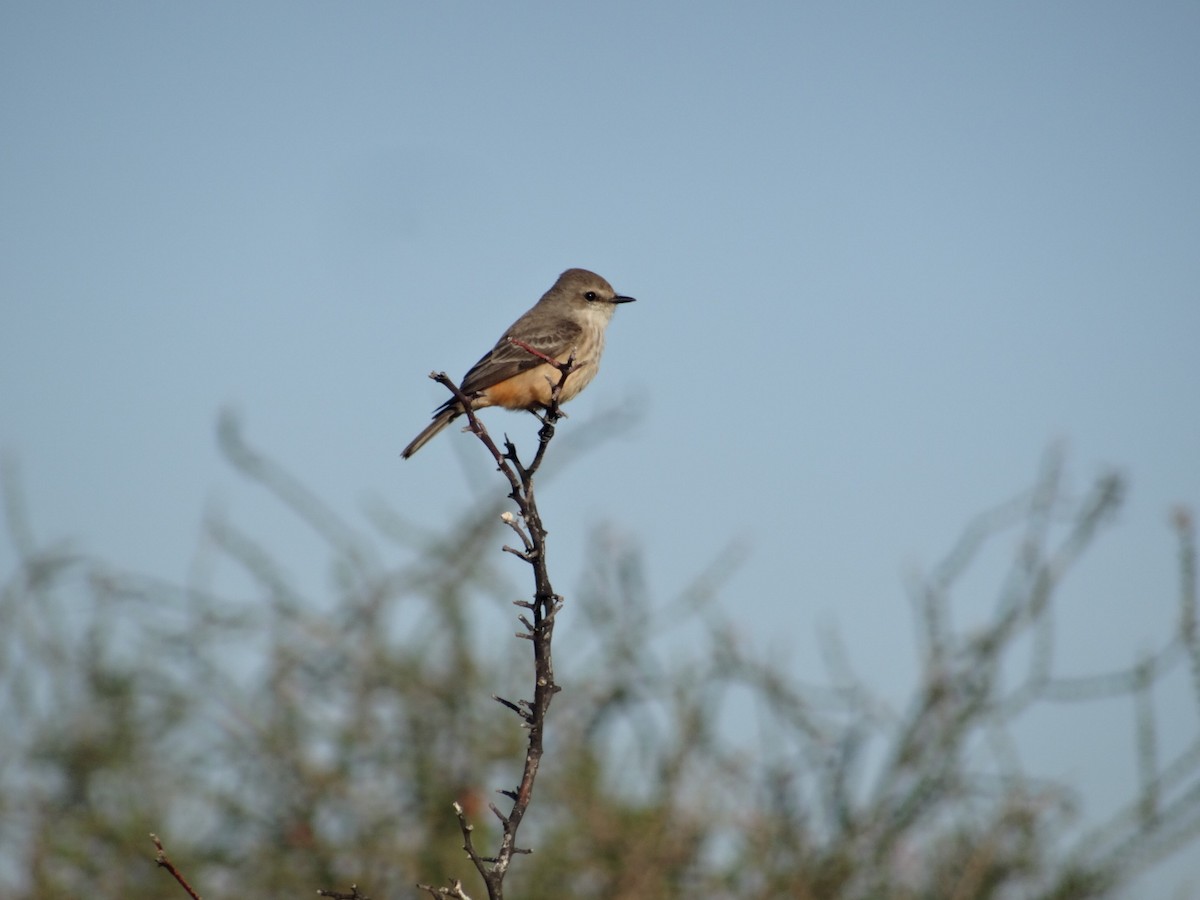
<box><xmin>2</xmin><ymin>3</ymin><xmax>1198</xmax><ymax>894</ymax></box>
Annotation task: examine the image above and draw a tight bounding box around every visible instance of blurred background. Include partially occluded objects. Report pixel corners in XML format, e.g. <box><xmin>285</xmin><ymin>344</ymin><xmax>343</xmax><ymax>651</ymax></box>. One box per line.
<box><xmin>2</xmin><ymin>3</ymin><xmax>1198</xmax><ymax>897</ymax></box>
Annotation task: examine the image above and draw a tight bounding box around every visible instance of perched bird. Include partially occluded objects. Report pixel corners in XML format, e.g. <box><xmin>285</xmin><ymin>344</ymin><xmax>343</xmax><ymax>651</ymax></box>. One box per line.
<box><xmin>401</xmin><ymin>268</ymin><xmax>635</xmax><ymax>458</ymax></box>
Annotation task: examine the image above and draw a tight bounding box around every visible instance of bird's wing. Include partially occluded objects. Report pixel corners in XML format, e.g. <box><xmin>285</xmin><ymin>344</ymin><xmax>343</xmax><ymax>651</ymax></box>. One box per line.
<box><xmin>458</xmin><ymin>317</ymin><xmax>585</xmax><ymax>396</ymax></box>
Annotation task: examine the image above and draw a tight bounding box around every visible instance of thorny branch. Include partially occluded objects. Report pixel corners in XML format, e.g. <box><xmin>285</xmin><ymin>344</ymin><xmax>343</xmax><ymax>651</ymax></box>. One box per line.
<box><xmin>416</xmin><ymin>346</ymin><xmax>576</xmax><ymax>900</ymax></box>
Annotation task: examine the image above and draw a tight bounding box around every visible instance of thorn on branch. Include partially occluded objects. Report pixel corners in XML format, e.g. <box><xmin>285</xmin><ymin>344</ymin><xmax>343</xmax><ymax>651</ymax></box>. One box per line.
<box><xmin>492</xmin><ymin>695</ymin><xmax>530</xmax><ymax>720</ymax></box>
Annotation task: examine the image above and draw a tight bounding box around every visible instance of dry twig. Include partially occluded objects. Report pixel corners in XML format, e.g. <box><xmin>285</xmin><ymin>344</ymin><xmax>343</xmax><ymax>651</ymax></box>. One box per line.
<box><xmin>150</xmin><ymin>834</ymin><xmax>203</xmax><ymax>900</ymax></box>
<box><xmin>416</xmin><ymin>349</ymin><xmax>576</xmax><ymax>899</ymax></box>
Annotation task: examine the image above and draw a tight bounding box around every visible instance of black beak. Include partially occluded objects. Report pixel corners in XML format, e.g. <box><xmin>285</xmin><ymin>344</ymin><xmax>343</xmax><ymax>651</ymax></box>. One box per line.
<box><xmin>611</xmin><ymin>294</ymin><xmax>636</xmax><ymax>304</ymax></box>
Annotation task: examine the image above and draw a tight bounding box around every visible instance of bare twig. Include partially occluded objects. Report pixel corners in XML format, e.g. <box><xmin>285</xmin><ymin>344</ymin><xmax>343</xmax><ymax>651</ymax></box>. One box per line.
<box><xmin>317</xmin><ymin>885</ymin><xmax>372</xmax><ymax>900</ymax></box>
<box><xmin>416</xmin><ymin>878</ymin><xmax>476</xmax><ymax>899</ymax></box>
<box><xmin>451</xmin><ymin>799</ymin><xmax>488</xmax><ymax>875</ymax></box>
<box><xmin>150</xmin><ymin>833</ymin><xmax>203</xmax><ymax>900</ymax></box>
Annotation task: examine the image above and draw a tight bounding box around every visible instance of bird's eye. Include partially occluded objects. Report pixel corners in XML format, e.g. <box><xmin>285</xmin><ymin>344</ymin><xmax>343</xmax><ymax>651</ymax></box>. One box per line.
<box><xmin>584</xmin><ymin>291</ymin><xmax>598</xmax><ymax>301</ymax></box>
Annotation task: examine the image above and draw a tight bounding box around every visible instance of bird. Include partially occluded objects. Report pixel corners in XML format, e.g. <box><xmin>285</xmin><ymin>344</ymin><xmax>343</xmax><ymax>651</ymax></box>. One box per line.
<box><xmin>401</xmin><ymin>268</ymin><xmax>635</xmax><ymax>458</ymax></box>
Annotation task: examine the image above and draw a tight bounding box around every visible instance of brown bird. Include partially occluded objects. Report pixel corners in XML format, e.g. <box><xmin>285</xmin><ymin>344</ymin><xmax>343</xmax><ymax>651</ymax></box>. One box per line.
<box><xmin>401</xmin><ymin>268</ymin><xmax>635</xmax><ymax>458</ymax></box>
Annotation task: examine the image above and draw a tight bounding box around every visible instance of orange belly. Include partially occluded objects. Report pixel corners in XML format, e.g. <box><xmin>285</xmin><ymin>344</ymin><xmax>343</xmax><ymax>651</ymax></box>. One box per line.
<box><xmin>480</xmin><ymin>361</ymin><xmax>598</xmax><ymax>410</ymax></box>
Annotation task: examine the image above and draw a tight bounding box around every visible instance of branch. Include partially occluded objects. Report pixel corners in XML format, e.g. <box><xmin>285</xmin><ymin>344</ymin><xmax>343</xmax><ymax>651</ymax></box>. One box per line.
<box><xmin>150</xmin><ymin>834</ymin><xmax>203</xmax><ymax>900</ymax></box>
<box><xmin>416</xmin><ymin>879</ymin><xmax>476</xmax><ymax>900</ymax></box>
<box><xmin>420</xmin><ymin>345</ymin><xmax>576</xmax><ymax>899</ymax></box>
<box><xmin>318</xmin><ymin>886</ymin><xmax>372</xmax><ymax>900</ymax></box>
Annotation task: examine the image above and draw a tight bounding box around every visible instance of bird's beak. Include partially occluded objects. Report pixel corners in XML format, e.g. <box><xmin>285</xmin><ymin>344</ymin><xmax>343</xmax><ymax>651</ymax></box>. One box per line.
<box><xmin>611</xmin><ymin>294</ymin><xmax>636</xmax><ymax>304</ymax></box>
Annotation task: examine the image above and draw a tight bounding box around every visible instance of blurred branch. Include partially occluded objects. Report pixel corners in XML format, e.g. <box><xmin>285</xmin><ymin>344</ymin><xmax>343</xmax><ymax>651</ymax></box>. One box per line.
<box><xmin>5</xmin><ymin>430</ymin><xmax>1198</xmax><ymax>899</ymax></box>
<box><xmin>217</xmin><ymin>409</ymin><xmax>378</xmax><ymax>581</ymax></box>
<box><xmin>318</xmin><ymin>885</ymin><xmax>372</xmax><ymax>900</ymax></box>
<box><xmin>1175</xmin><ymin>507</ymin><xmax>1200</xmax><ymax>717</ymax></box>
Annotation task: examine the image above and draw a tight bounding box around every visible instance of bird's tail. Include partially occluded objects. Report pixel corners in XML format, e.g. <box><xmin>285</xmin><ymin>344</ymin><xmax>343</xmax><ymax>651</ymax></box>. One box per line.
<box><xmin>401</xmin><ymin>406</ymin><xmax>461</xmax><ymax>459</ymax></box>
